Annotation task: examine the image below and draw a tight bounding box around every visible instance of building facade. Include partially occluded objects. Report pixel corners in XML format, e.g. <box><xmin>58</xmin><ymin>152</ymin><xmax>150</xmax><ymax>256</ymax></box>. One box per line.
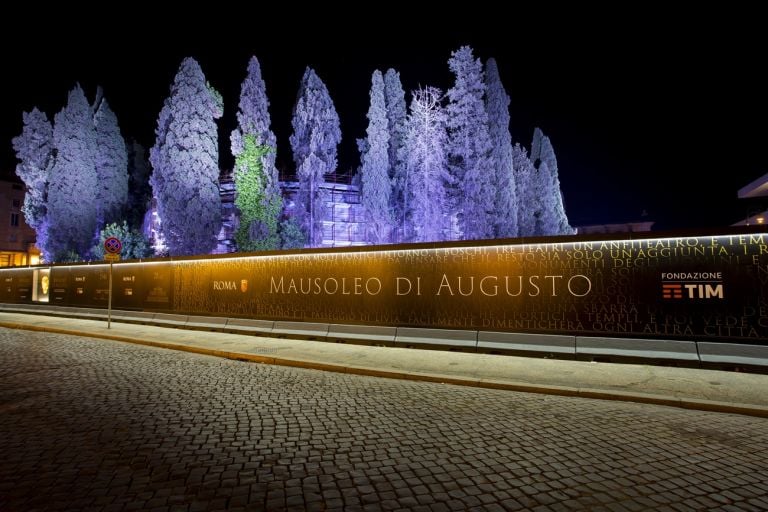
<box><xmin>0</xmin><ymin>179</ymin><xmax>40</xmax><ymax>267</ymax></box>
<box><xmin>734</xmin><ymin>171</ymin><xmax>768</xmax><ymax>226</ymax></box>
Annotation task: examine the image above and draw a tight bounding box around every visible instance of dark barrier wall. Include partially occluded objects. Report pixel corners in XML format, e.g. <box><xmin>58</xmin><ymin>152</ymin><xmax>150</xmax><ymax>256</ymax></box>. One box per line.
<box><xmin>2</xmin><ymin>231</ymin><xmax>767</xmax><ymax>342</ymax></box>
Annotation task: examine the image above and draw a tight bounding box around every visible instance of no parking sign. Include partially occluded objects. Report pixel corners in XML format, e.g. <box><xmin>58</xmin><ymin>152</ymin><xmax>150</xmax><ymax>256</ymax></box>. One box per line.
<box><xmin>104</xmin><ymin>236</ymin><xmax>122</xmax><ymax>254</ymax></box>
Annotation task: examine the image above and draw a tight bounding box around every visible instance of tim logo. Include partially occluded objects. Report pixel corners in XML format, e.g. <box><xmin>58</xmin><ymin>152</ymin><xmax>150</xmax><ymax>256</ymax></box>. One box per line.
<box><xmin>661</xmin><ymin>272</ymin><xmax>724</xmax><ymax>300</ymax></box>
<box><xmin>662</xmin><ymin>283</ymin><xmax>683</xmax><ymax>299</ymax></box>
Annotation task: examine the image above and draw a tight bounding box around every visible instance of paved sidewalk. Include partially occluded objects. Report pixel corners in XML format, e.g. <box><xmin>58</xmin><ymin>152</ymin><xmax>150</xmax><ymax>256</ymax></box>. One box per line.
<box><xmin>1</xmin><ymin>311</ymin><xmax>767</xmax><ymax>417</ymax></box>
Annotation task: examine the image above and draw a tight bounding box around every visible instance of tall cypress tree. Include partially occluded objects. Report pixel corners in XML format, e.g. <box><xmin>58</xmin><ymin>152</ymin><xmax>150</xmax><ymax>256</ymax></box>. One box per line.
<box><xmin>446</xmin><ymin>46</ymin><xmax>494</xmax><ymax>240</ymax></box>
<box><xmin>231</xmin><ymin>56</ymin><xmax>282</xmax><ymax>251</ymax></box>
<box><xmin>93</xmin><ymin>97</ymin><xmax>128</xmax><ymax>229</ymax></box>
<box><xmin>46</xmin><ymin>84</ymin><xmax>98</xmax><ymax>260</ymax></box>
<box><xmin>149</xmin><ymin>57</ymin><xmax>223</xmax><ymax>256</ymax></box>
<box><xmin>384</xmin><ymin>68</ymin><xmax>407</xmax><ymax>240</ymax></box>
<box><xmin>484</xmin><ymin>58</ymin><xmax>518</xmax><ymax>238</ymax></box>
<box><xmin>360</xmin><ymin>70</ymin><xmax>392</xmax><ymax>244</ymax></box>
<box><xmin>531</xmin><ymin>127</ymin><xmax>573</xmax><ymax>235</ymax></box>
<box><xmin>535</xmin><ymin>161</ymin><xmax>558</xmax><ymax>235</ymax></box>
<box><xmin>289</xmin><ymin>67</ymin><xmax>341</xmax><ymax>247</ymax></box>
<box><xmin>512</xmin><ymin>144</ymin><xmax>538</xmax><ymax>236</ymax></box>
<box><xmin>404</xmin><ymin>87</ymin><xmax>452</xmax><ymax>242</ymax></box>
<box><xmin>12</xmin><ymin>107</ymin><xmax>53</xmax><ymax>258</ymax></box>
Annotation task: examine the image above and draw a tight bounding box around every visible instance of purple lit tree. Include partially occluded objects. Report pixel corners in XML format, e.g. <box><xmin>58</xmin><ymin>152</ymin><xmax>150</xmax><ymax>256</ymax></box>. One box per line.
<box><xmin>150</xmin><ymin>57</ymin><xmax>223</xmax><ymax>256</ymax></box>
<box><xmin>404</xmin><ymin>87</ymin><xmax>452</xmax><ymax>242</ymax></box>
<box><xmin>230</xmin><ymin>56</ymin><xmax>282</xmax><ymax>250</ymax></box>
<box><xmin>93</xmin><ymin>96</ymin><xmax>128</xmax><ymax>230</ymax></box>
<box><xmin>446</xmin><ymin>46</ymin><xmax>494</xmax><ymax>240</ymax></box>
<box><xmin>289</xmin><ymin>67</ymin><xmax>340</xmax><ymax>247</ymax></box>
<box><xmin>535</xmin><ymin>161</ymin><xmax>559</xmax><ymax>235</ymax></box>
<box><xmin>12</xmin><ymin>107</ymin><xmax>53</xmax><ymax>257</ymax></box>
<box><xmin>484</xmin><ymin>58</ymin><xmax>518</xmax><ymax>238</ymax></box>
<box><xmin>512</xmin><ymin>143</ymin><xmax>538</xmax><ymax>236</ymax></box>
<box><xmin>360</xmin><ymin>70</ymin><xmax>392</xmax><ymax>244</ymax></box>
<box><xmin>384</xmin><ymin>68</ymin><xmax>407</xmax><ymax>240</ymax></box>
<box><xmin>46</xmin><ymin>84</ymin><xmax>98</xmax><ymax>260</ymax></box>
<box><xmin>531</xmin><ymin>127</ymin><xmax>573</xmax><ymax>235</ymax></box>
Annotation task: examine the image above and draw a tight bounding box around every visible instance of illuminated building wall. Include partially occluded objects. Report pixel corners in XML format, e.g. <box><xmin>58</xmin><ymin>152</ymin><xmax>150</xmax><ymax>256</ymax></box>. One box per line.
<box><xmin>0</xmin><ymin>180</ymin><xmax>40</xmax><ymax>267</ymax></box>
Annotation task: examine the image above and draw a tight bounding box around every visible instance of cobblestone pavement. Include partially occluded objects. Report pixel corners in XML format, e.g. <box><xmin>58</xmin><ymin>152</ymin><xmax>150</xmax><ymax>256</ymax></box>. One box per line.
<box><xmin>1</xmin><ymin>328</ymin><xmax>767</xmax><ymax>512</ymax></box>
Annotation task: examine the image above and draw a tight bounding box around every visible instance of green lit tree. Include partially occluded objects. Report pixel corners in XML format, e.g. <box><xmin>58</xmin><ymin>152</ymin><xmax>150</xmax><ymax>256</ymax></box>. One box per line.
<box><xmin>231</xmin><ymin>57</ymin><xmax>282</xmax><ymax>251</ymax></box>
<box><xmin>91</xmin><ymin>221</ymin><xmax>152</xmax><ymax>260</ymax></box>
<box><xmin>233</xmin><ymin>134</ymin><xmax>281</xmax><ymax>251</ymax></box>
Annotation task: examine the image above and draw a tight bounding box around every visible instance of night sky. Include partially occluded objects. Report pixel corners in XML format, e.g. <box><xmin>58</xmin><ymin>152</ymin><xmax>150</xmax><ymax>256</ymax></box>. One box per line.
<box><xmin>1</xmin><ymin>11</ymin><xmax>766</xmax><ymax>231</ymax></box>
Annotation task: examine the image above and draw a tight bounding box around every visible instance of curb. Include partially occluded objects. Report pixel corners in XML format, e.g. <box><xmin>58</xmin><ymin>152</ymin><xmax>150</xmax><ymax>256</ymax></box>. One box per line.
<box><xmin>3</xmin><ymin>320</ymin><xmax>768</xmax><ymax>419</ymax></box>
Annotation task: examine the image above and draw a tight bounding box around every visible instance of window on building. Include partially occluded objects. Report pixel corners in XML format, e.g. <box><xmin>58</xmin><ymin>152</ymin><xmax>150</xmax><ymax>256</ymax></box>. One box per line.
<box><xmin>10</xmin><ymin>213</ymin><xmax>19</xmax><ymax>227</ymax></box>
<box><xmin>12</xmin><ymin>199</ymin><xmax>20</xmax><ymax>208</ymax></box>
<box><xmin>12</xmin><ymin>184</ymin><xmax>23</xmax><ymax>191</ymax></box>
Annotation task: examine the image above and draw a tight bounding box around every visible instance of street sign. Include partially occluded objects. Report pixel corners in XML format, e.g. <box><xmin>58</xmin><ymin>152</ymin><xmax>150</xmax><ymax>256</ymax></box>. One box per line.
<box><xmin>105</xmin><ymin>253</ymin><xmax>120</xmax><ymax>262</ymax></box>
<box><xmin>104</xmin><ymin>236</ymin><xmax>122</xmax><ymax>254</ymax></box>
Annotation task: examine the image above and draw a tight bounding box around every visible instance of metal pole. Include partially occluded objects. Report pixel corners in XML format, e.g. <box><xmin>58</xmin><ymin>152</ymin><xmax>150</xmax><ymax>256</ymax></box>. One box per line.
<box><xmin>108</xmin><ymin>261</ymin><xmax>113</xmax><ymax>329</ymax></box>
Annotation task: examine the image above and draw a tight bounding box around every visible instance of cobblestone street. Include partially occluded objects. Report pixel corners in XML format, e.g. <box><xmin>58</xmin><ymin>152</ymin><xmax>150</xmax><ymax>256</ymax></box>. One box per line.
<box><xmin>1</xmin><ymin>327</ymin><xmax>767</xmax><ymax>511</ymax></box>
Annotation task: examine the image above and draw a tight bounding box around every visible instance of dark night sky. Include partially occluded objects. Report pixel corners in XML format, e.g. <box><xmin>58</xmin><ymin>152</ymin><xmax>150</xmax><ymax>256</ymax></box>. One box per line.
<box><xmin>1</xmin><ymin>10</ymin><xmax>766</xmax><ymax>231</ymax></box>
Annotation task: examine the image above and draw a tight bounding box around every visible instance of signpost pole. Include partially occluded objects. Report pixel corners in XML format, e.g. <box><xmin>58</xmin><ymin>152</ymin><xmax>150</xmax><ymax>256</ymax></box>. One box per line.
<box><xmin>103</xmin><ymin>236</ymin><xmax>122</xmax><ymax>330</ymax></box>
<box><xmin>108</xmin><ymin>261</ymin><xmax>113</xmax><ymax>329</ymax></box>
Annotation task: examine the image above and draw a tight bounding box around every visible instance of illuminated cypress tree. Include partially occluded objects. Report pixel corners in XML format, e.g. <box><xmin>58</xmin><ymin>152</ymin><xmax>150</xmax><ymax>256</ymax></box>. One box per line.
<box><xmin>446</xmin><ymin>46</ymin><xmax>494</xmax><ymax>240</ymax></box>
<box><xmin>150</xmin><ymin>57</ymin><xmax>223</xmax><ymax>256</ymax></box>
<box><xmin>231</xmin><ymin>56</ymin><xmax>281</xmax><ymax>251</ymax></box>
<box><xmin>46</xmin><ymin>84</ymin><xmax>98</xmax><ymax>260</ymax></box>
<box><xmin>93</xmin><ymin>97</ymin><xmax>128</xmax><ymax>229</ymax></box>
<box><xmin>512</xmin><ymin>143</ymin><xmax>538</xmax><ymax>236</ymax></box>
<box><xmin>12</xmin><ymin>107</ymin><xmax>53</xmax><ymax>258</ymax></box>
<box><xmin>360</xmin><ymin>70</ymin><xmax>392</xmax><ymax>244</ymax></box>
<box><xmin>485</xmin><ymin>58</ymin><xmax>518</xmax><ymax>238</ymax></box>
<box><xmin>289</xmin><ymin>67</ymin><xmax>340</xmax><ymax>247</ymax></box>
<box><xmin>531</xmin><ymin>127</ymin><xmax>573</xmax><ymax>235</ymax></box>
<box><xmin>404</xmin><ymin>87</ymin><xmax>452</xmax><ymax>242</ymax></box>
<box><xmin>233</xmin><ymin>135</ymin><xmax>277</xmax><ymax>251</ymax></box>
<box><xmin>384</xmin><ymin>68</ymin><xmax>407</xmax><ymax>240</ymax></box>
